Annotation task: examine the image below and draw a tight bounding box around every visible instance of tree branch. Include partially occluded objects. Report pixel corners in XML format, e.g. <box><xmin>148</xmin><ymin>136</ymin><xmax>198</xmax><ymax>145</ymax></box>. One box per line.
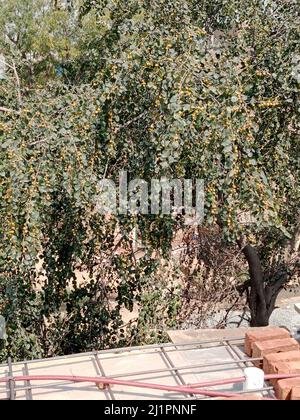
<box><xmin>0</xmin><ymin>57</ymin><xmax>22</xmax><ymax>108</ymax></box>
<box><xmin>12</xmin><ymin>60</ymin><xmax>22</xmax><ymax>108</ymax></box>
<box><xmin>237</xmin><ymin>238</ymin><xmax>268</xmax><ymax>326</ymax></box>
<box><xmin>283</xmin><ymin>215</ymin><xmax>300</xmax><ymax>262</ymax></box>
<box><xmin>0</xmin><ymin>106</ymin><xmax>20</xmax><ymax>114</ymax></box>
<box><xmin>114</xmin><ymin>111</ymin><xmax>148</xmax><ymax>133</ymax></box>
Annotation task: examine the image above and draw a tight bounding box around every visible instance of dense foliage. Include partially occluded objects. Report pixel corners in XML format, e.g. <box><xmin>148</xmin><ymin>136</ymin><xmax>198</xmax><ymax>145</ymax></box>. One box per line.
<box><xmin>0</xmin><ymin>0</ymin><xmax>300</xmax><ymax>360</ymax></box>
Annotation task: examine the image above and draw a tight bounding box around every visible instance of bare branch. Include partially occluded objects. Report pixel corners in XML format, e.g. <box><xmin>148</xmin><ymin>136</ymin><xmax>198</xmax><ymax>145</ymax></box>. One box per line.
<box><xmin>0</xmin><ymin>57</ymin><xmax>23</xmax><ymax>108</ymax></box>
<box><xmin>284</xmin><ymin>215</ymin><xmax>300</xmax><ymax>262</ymax></box>
<box><xmin>11</xmin><ymin>60</ymin><xmax>22</xmax><ymax>108</ymax></box>
<box><xmin>114</xmin><ymin>111</ymin><xmax>148</xmax><ymax>133</ymax></box>
<box><xmin>28</xmin><ymin>139</ymin><xmax>47</xmax><ymax>146</ymax></box>
<box><xmin>0</xmin><ymin>106</ymin><xmax>20</xmax><ymax>114</ymax></box>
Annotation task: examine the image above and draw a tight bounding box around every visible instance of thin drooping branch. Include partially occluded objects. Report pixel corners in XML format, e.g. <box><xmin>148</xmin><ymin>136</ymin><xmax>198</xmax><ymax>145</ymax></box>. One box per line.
<box><xmin>114</xmin><ymin>110</ymin><xmax>148</xmax><ymax>133</ymax></box>
<box><xmin>0</xmin><ymin>106</ymin><xmax>20</xmax><ymax>114</ymax></box>
<box><xmin>0</xmin><ymin>57</ymin><xmax>22</xmax><ymax>108</ymax></box>
<box><xmin>11</xmin><ymin>60</ymin><xmax>22</xmax><ymax>108</ymax></box>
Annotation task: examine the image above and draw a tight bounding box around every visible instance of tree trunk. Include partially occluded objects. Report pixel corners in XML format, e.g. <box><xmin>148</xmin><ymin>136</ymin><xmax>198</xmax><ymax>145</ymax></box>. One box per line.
<box><xmin>240</xmin><ymin>243</ymin><xmax>269</xmax><ymax>326</ymax></box>
<box><xmin>237</xmin><ymin>216</ymin><xmax>300</xmax><ymax>327</ymax></box>
<box><xmin>238</xmin><ymin>241</ymin><xmax>291</xmax><ymax>327</ymax></box>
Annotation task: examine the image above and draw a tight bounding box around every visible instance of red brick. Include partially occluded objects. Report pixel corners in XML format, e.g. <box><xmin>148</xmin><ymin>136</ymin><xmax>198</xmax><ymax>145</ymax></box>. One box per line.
<box><xmin>244</xmin><ymin>327</ymin><xmax>290</xmax><ymax>356</ymax></box>
<box><xmin>275</xmin><ymin>378</ymin><xmax>300</xmax><ymax>400</ymax></box>
<box><xmin>291</xmin><ymin>386</ymin><xmax>300</xmax><ymax>400</ymax></box>
<box><xmin>269</xmin><ymin>360</ymin><xmax>300</xmax><ymax>386</ymax></box>
<box><xmin>252</xmin><ymin>338</ymin><xmax>299</xmax><ymax>362</ymax></box>
<box><xmin>263</xmin><ymin>350</ymin><xmax>300</xmax><ymax>373</ymax></box>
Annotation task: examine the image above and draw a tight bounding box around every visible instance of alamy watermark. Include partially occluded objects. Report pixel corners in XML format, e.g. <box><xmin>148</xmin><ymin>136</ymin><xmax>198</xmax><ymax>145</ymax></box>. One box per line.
<box><xmin>96</xmin><ymin>171</ymin><xmax>204</xmax><ymax>225</ymax></box>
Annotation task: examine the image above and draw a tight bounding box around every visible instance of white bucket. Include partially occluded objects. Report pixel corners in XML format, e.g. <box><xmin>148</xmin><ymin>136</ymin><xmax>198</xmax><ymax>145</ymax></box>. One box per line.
<box><xmin>243</xmin><ymin>367</ymin><xmax>264</xmax><ymax>391</ymax></box>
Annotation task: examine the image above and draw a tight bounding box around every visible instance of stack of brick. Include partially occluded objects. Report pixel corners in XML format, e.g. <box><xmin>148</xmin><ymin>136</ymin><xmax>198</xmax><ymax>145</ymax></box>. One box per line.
<box><xmin>274</xmin><ymin>378</ymin><xmax>300</xmax><ymax>400</ymax></box>
<box><xmin>244</xmin><ymin>327</ymin><xmax>300</xmax><ymax>400</ymax></box>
